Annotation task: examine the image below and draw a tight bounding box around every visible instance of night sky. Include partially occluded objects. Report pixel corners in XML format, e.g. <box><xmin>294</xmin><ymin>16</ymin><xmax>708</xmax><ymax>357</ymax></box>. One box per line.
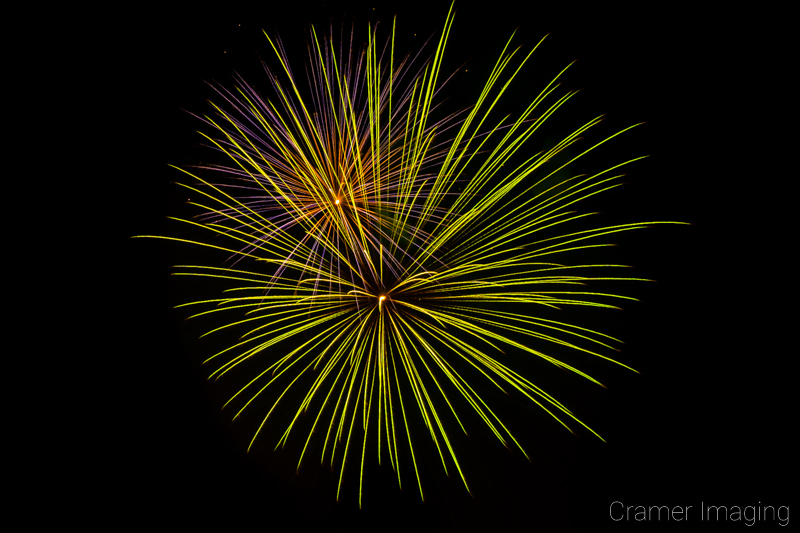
<box><xmin>109</xmin><ymin>2</ymin><xmax>791</xmax><ymax>530</ymax></box>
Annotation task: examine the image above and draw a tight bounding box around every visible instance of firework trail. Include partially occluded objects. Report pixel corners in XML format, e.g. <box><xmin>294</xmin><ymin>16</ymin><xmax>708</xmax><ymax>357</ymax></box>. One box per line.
<box><xmin>136</xmin><ymin>4</ymin><xmax>685</xmax><ymax>506</ymax></box>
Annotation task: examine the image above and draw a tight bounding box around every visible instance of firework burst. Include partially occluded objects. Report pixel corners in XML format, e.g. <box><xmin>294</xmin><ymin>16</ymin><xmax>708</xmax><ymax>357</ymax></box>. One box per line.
<box><xmin>136</xmin><ymin>4</ymin><xmax>685</xmax><ymax>506</ymax></box>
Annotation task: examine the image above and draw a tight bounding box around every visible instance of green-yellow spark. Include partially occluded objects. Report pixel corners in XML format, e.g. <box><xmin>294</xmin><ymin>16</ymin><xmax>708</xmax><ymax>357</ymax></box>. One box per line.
<box><xmin>134</xmin><ymin>1</ymin><xmax>687</xmax><ymax>508</ymax></box>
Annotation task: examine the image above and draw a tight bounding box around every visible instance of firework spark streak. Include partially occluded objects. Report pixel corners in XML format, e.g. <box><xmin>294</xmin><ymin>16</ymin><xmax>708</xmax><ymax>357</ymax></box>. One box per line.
<box><xmin>136</xmin><ymin>4</ymin><xmax>685</xmax><ymax>506</ymax></box>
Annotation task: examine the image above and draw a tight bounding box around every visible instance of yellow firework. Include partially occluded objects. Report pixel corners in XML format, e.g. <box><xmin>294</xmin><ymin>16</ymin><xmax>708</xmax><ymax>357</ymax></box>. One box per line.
<box><xmin>136</xmin><ymin>4</ymin><xmax>685</xmax><ymax>506</ymax></box>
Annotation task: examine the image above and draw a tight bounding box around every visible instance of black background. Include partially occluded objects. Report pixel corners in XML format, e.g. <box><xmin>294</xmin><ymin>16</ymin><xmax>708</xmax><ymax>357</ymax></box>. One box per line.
<box><xmin>105</xmin><ymin>1</ymin><xmax>791</xmax><ymax>530</ymax></box>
